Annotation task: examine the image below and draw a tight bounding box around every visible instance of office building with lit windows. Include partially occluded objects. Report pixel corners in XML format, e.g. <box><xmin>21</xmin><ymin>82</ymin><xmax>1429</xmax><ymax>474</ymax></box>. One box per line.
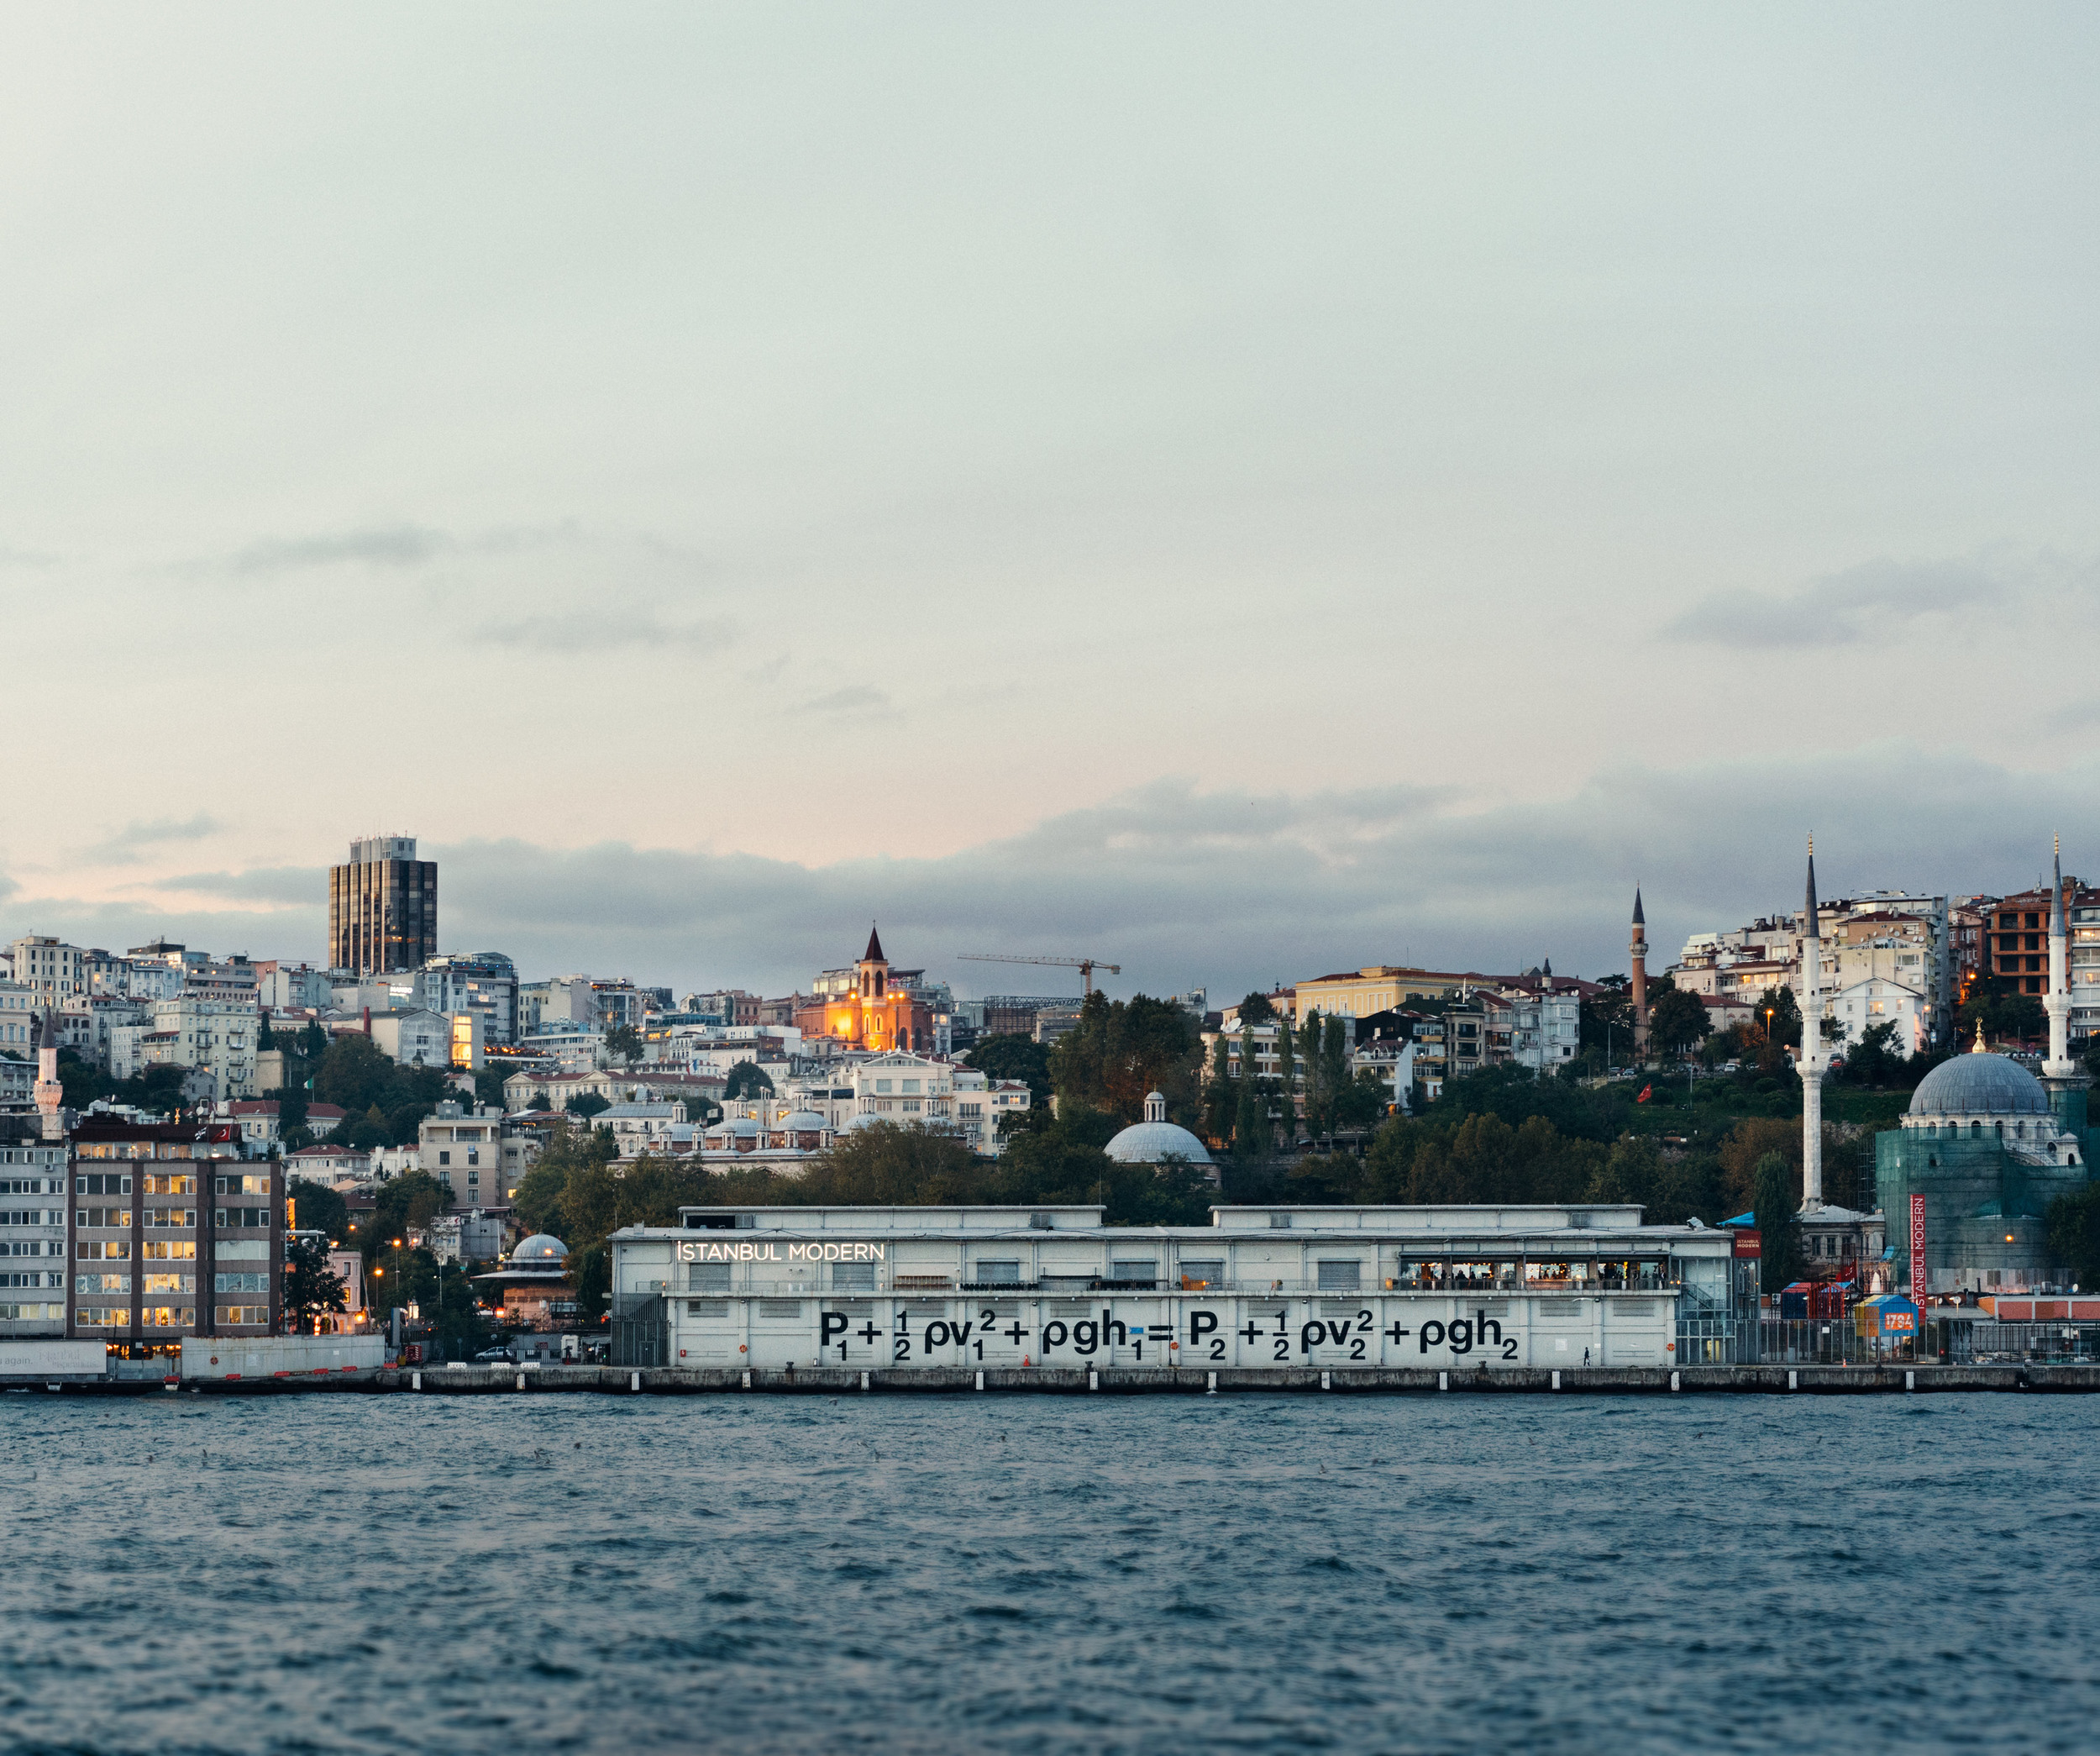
<box><xmin>328</xmin><ymin>835</ymin><xmax>438</xmax><ymax>976</ymax></box>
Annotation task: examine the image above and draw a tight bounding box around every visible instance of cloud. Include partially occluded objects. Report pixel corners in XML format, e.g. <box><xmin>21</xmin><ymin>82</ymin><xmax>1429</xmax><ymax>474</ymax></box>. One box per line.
<box><xmin>480</xmin><ymin>610</ymin><xmax>738</xmax><ymax>654</ymax></box>
<box><xmin>10</xmin><ymin>753</ymin><xmax>2094</xmax><ymax>1002</ymax></box>
<box><xmin>226</xmin><ymin>525</ymin><xmax>454</xmax><ymax>576</ymax></box>
<box><xmin>81</xmin><ymin>813</ymin><xmax>225</xmax><ymax>866</ymax></box>
<box><xmin>150</xmin><ymin>866</ymin><xmax>323</xmax><ymax>909</ymax></box>
<box><xmin>801</xmin><ymin>685</ymin><xmax>899</xmax><ymax>721</ymax></box>
<box><xmin>1664</xmin><ymin>556</ymin><xmax>2005</xmax><ymax>649</ymax></box>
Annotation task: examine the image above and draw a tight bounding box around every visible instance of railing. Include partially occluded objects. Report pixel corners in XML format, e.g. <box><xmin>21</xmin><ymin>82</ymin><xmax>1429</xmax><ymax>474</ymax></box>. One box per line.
<box><xmin>642</xmin><ymin>1273</ymin><xmax>1683</xmax><ymax>1301</ymax></box>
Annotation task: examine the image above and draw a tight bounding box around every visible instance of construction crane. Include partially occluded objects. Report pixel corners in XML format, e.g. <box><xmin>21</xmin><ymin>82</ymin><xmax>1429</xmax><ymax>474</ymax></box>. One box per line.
<box><xmin>957</xmin><ymin>953</ymin><xmax>1121</xmax><ymax>995</ymax></box>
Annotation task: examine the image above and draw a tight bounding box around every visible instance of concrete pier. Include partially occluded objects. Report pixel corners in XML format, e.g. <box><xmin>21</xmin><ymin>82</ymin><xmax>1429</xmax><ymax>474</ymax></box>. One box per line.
<box><xmin>15</xmin><ymin>1363</ymin><xmax>2100</xmax><ymax>1396</ymax></box>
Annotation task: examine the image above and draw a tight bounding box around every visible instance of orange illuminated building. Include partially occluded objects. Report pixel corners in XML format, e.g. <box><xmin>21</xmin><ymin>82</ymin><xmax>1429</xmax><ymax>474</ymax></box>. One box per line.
<box><xmin>795</xmin><ymin>928</ymin><xmax>934</xmax><ymax>1053</ymax></box>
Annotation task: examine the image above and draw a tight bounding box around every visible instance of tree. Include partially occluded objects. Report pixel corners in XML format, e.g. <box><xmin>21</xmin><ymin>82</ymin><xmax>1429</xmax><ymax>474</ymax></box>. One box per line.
<box><xmin>1960</xmin><ymin>977</ymin><xmax>2045</xmax><ymax>1048</ymax></box>
<box><xmin>282</xmin><ymin>1235</ymin><xmax>348</xmax><ymax>1333</ymax></box>
<box><xmin>358</xmin><ymin>1170</ymin><xmax>455</xmax><ymax>1267</ymax></box>
<box><xmin>1332</xmin><ymin>1069</ymin><xmax>1389</xmax><ymax>1132</ymax></box>
<box><xmin>2046</xmin><ymin>1184</ymin><xmax>2100</xmax><ymax>1291</ymax></box>
<box><xmin>965</xmin><ymin>1034</ymin><xmax>1054</xmax><ymax>1108</ymax></box>
<box><xmin>722</xmin><ymin>1061</ymin><xmax>774</xmax><ymax>1100</ymax></box>
<box><xmin>1273</xmin><ymin>1018</ymin><xmax>1298</xmax><ymax>1140</ymax></box>
<box><xmin>286</xmin><ymin>1177</ymin><xmax>348</xmax><ymax>1243</ymax></box>
<box><xmin>1202</xmin><ymin>1034</ymin><xmax>1234</xmax><ymax>1145</ymax></box>
<box><xmin>472</xmin><ymin>1063</ymin><xmax>511</xmax><ymax>1112</ymax></box>
<box><xmin>300</xmin><ymin>1019</ymin><xmax>328</xmax><ymax>1059</ymax></box>
<box><xmin>1751</xmin><ymin>1150</ymin><xmax>1803</xmax><ymax>1293</ymax></box>
<box><xmin>257</xmin><ymin>1016</ymin><xmax>276</xmax><ymax>1052</ymax></box>
<box><xmin>512</xmin><ymin>1122</ymin><xmax>619</xmax><ymax>1237</ymax></box>
<box><xmin>1236</xmin><ymin>992</ymin><xmax>1278</xmax><ymax>1026</ymax></box>
<box><xmin>1646</xmin><ymin>985</ymin><xmax>1711</xmax><ymax>1059</ymax></box>
<box><xmin>311</xmin><ymin>1033</ymin><xmax>449</xmax><ymax>1144</ymax></box>
<box><xmin>1319</xmin><ymin>1013</ymin><xmax>1348</xmax><ymax>1133</ymax></box>
<box><xmin>1233</xmin><ymin>1024</ymin><xmax>1268</xmax><ymax>1160</ymax></box>
<box><xmin>1579</xmin><ymin>976</ymin><xmax>1635</xmax><ymax>1065</ymax></box>
<box><xmin>1048</xmin><ymin>992</ymin><xmax>1205</xmax><ymax>1125</ymax></box>
<box><xmin>1841</xmin><ymin>1020</ymin><xmax>1906</xmax><ymax>1086</ymax></box>
<box><xmin>1756</xmin><ymin>986</ymin><xmax>1802</xmax><ymax>1050</ymax></box>
<box><xmin>565</xmin><ymin>1091</ymin><xmax>612</xmax><ymax>1118</ymax></box>
<box><xmin>604</xmin><ymin>1023</ymin><xmax>643</xmax><ymax>1066</ymax></box>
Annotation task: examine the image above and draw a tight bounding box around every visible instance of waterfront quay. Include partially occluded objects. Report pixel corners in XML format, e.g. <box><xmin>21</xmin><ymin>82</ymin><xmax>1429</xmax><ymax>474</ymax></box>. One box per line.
<box><xmin>19</xmin><ymin>1362</ymin><xmax>2100</xmax><ymax>1394</ymax></box>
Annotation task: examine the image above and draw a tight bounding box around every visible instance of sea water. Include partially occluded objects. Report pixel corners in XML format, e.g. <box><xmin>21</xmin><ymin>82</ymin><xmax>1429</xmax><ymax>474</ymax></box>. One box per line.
<box><xmin>1</xmin><ymin>1392</ymin><xmax>2094</xmax><ymax>1753</ymax></box>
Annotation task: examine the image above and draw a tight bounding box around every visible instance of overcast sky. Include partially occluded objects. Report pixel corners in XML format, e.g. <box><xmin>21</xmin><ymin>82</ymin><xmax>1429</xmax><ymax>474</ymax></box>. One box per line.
<box><xmin>3</xmin><ymin>6</ymin><xmax>2097</xmax><ymax>1000</ymax></box>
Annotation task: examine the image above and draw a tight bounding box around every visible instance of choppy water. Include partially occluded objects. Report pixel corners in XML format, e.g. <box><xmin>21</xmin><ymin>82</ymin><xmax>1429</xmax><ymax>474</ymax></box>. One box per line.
<box><xmin>2</xmin><ymin>1390</ymin><xmax>2095</xmax><ymax>1754</ymax></box>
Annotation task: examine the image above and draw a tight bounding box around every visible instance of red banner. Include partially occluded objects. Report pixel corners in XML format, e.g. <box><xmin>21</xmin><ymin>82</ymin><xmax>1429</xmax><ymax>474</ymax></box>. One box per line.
<box><xmin>1910</xmin><ymin>1193</ymin><xmax>1928</xmax><ymax>1309</ymax></box>
<box><xmin>1732</xmin><ymin>1228</ymin><xmax>1761</xmax><ymax>1259</ymax></box>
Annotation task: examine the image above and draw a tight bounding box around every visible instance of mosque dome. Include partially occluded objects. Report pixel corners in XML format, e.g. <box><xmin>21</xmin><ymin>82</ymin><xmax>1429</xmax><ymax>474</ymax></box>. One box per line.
<box><xmin>1105</xmin><ymin>1092</ymin><xmax>1213</xmax><ymax>1166</ymax></box>
<box><xmin>1908</xmin><ymin>1053</ymin><xmax>2050</xmax><ymax>1117</ymax></box>
<box><xmin>510</xmin><ymin>1233</ymin><xmax>570</xmax><ymax>1264</ymax></box>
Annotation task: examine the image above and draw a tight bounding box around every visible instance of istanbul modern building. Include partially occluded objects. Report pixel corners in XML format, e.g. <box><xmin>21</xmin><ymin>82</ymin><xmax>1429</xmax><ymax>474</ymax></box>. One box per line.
<box><xmin>328</xmin><ymin>835</ymin><xmax>437</xmax><ymax>975</ymax></box>
<box><xmin>606</xmin><ymin>1201</ymin><xmax>1754</xmax><ymax>1371</ymax></box>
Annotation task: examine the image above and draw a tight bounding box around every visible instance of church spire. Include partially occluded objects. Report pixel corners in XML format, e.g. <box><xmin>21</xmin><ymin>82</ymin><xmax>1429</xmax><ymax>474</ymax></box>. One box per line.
<box><xmin>863</xmin><ymin>922</ymin><xmax>885</xmax><ymax>965</ymax></box>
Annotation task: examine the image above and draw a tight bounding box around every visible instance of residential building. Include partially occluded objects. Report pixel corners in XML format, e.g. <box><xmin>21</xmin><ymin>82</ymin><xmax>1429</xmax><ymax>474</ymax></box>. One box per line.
<box><xmin>0</xmin><ymin>980</ymin><xmax>40</xmax><ymax>1055</ymax></box>
<box><xmin>366</xmin><ymin>1007</ymin><xmax>457</xmax><ymax>1070</ymax></box>
<box><xmin>254</xmin><ymin>961</ymin><xmax>336</xmax><ymax>1010</ymax></box>
<box><xmin>1290</xmin><ymin>966</ymin><xmax>1500</xmax><ymax>1026</ymax></box>
<box><xmin>9</xmin><ymin>937</ymin><xmax>85</xmax><ymax>1007</ymax></box>
<box><xmin>1989</xmin><ymin>878</ymin><xmax>2098</xmax><ymax>1002</ymax></box>
<box><xmin>419</xmin><ymin>953</ymin><xmax>520</xmax><ymax>1046</ymax></box>
<box><xmin>67</xmin><ymin>1120</ymin><xmax>279</xmax><ymax>1342</ymax></box>
<box><xmin>328</xmin><ymin>834</ymin><xmax>438</xmax><ymax>975</ymax></box>
<box><xmin>418</xmin><ymin>1102</ymin><xmax>533</xmax><ymax>1210</ymax></box>
<box><xmin>116</xmin><ymin>994</ymin><xmax>260</xmax><ymax>1100</ymax></box>
<box><xmin>0</xmin><ymin>1119</ymin><xmax>69</xmax><ymax>1337</ymax></box>
<box><xmin>286</xmin><ymin>1142</ymin><xmax>370</xmax><ymax>1187</ymax></box>
<box><xmin>63</xmin><ymin>995</ymin><xmax>150</xmax><ymax>1072</ymax></box>
<box><xmin>1828</xmin><ymin>977</ymin><xmax>1929</xmax><ymax>1057</ymax></box>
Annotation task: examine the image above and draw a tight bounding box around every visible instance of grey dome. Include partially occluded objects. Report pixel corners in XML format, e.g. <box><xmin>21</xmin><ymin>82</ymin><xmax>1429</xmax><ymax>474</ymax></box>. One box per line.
<box><xmin>511</xmin><ymin>1233</ymin><xmax>569</xmax><ymax>1263</ymax></box>
<box><xmin>1908</xmin><ymin>1054</ymin><xmax>2049</xmax><ymax>1117</ymax></box>
<box><xmin>1105</xmin><ymin>1119</ymin><xmax>1213</xmax><ymax>1165</ymax></box>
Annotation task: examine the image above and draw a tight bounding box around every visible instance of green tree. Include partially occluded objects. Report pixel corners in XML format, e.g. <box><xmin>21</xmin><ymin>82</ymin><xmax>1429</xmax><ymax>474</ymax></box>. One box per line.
<box><xmin>1236</xmin><ymin>991</ymin><xmax>1278</xmax><ymax>1026</ymax></box>
<box><xmin>1273</xmin><ymin>1018</ymin><xmax>1297</xmax><ymax>1141</ymax></box>
<box><xmin>1579</xmin><ymin>976</ymin><xmax>1635</xmax><ymax>1066</ymax></box>
<box><xmin>511</xmin><ymin>1122</ymin><xmax>619</xmax><ymax>1237</ymax></box>
<box><xmin>2045</xmin><ymin>1183</ymin><xmax>2100</xmax><ymax>1291</ymax></box>
<box><xmin>1646</xmin><ymin>984</ymin><xmax>1712</xmax><ymax>1059</ymax></box>
<box><xmin>257</xmin><ymin>1016</ymin><xmax>276</xmax><ymax>1052</ymax></box>
<box><xmin>1840</xmin><ymin>1020</ymin><xmax>1905</xmax><ymax>1086</ymax></box>
<box><xmin>472</xmin><ymin>1063</ymin><xmax>512</xmax><ymax>1111</ymax></box>
<box><xmin>281</xmin><ymin>1235</ymin><xmax>348</xmax><ymax>1333</ymax></box>
<box><xmin>300</xmin><ymin>1019</ymin><xmax>328</xmax><ymax>1058</ymax></box>
<box><xmin>963</xmin><ymin>1034</ymin><xmax>1053</xmax><ymax>1107</ymax></box>
<box><xmin>722</xmin><ymin>1060</ymin><xmax>774</xmax><ymax>1099</ymax></box>
<box><xmin>559</xmin><ymin>1151</ymin><xmax>714</xmax><ymax>1318</ymax></box>
<box><xmin>604</xmin><ymin>1023</ymin><xmax>643</xmax><ymax>1066</ymax></box>
<box><xmin>1319</xmin><ymin>1013</ymin><xmax>1348</xmax><ymax>1134</ymax></box>
<box><xmin>286</xmin><ymin>1178</ymin><xmax>348</xmax><ymax>1243</ymax></box>
<box><xmin>1202</xmin><ymin>1033</ymin><xmax>1234</xmax><ymax>1144</ymax></box>
<box><xmin>1332</xmin><ymin>1068</ymin><xmax>1389</xmax><ymax>1132</ymax></box>
<box><xmin>565</xmin><ymin>1091</ymin><xmax>612</xmax><ymax>1118</ymax></box>
<box><xmin>1049</xmin><ymin>992</ymin><xmax>1205</xmax><ymax>1125</ymax></box>
<box><xmin>1232</xmin><ymin>1025</ymin><xmax>1268</xmax><ymax>1160</ymax></box>
<box><xmin>1751</xmin><ymin>1150</ymin><xmax>1803</xmax><ymax>1293</ymax></box>
<box><xmin>359</xmin><ymin>1170</ymin><xmax>456</xmax><ymax>1267</ymax></box>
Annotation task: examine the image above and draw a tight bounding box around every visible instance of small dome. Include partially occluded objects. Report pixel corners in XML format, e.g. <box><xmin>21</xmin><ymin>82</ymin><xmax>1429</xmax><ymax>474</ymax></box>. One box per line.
<box><xmin>1908</xmin><ymin>1053</ymin><xmax>2050</xmax><ymax>1117</ymax></box>
<box><xmin>1105</xmin><ymin>1118</ymin><xmax>1213</xmax><ymax>1166</ymax></box>
<box><xmin>783</xmin><ymin>1111</ymin><xmax>827</xmax><ymax>1129</ymax></box>
<box><xmin>510</xmin><ymin>1233</ymin><xmax>569</xmax><ymax>1264</ymax></box>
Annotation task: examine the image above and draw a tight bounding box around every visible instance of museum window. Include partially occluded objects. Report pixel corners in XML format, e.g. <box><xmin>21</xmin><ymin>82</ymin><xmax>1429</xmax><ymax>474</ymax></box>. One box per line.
<box><xmin>1316</xmin><ymin>1259</ymin><xmax>1362</xmax><ymax>1290</ymax></box>
<box><xmin>687</xmin><ymin>1261</ymin><xmax>731</xmax><ymax>1293</ymax></box>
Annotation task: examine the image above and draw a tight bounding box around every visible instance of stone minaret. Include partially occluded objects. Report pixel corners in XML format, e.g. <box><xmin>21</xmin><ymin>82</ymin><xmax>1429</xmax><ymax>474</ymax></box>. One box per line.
<box><xmin>2042</xmin><ymin>839</ymin><xmax>2090</xmax><ymax>1138</ymax></box>
<box><xmin>1798</xmin><ymin>840</ymin><xmax>1825</xmax><ymax>1211</ymax></box>
<box><xmin>33</xmin><ymin>1009</ymin><xmax>63</xmax><ymax>1143</ymax></box>
<box><xmin>1630</xmin><ymin>889</ymin><xmax>1649</xmax><ymax>1058</ymax></box>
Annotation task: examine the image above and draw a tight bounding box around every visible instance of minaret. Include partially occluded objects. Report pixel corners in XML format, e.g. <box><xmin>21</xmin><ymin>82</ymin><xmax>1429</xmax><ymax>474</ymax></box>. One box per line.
<box><xmin>1630</xmin><ymin>889</ymin><xmax>1649</xmax><ymax>1059</ymax></box>
<box><xmin>2042</xmin><ymin>838</ymin><xmax>2090</xmax><ymax>1138</ymax></box>
<box><xmin>1799</xmin><ymin>840</ymin><xmax>1825</xmax><ymax>1211</ymax></box>
<box><xmin>33</xmin><ymin>1009</ymin><xmax>63</xmax><ymax>1143</ymax></box>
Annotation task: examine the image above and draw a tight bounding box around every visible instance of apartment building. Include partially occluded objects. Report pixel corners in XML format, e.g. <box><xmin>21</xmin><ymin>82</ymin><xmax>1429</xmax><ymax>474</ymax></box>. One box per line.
<box><xmin>0</xmin><ymin>1120</ymin><xmax>68</xmax><ymax>1337</ymax></box>
<box><xmin>66</xmin><ymin>1121</ymin><xmax>279</xmax><ymax>1343</ymax></box>
<box><xmin>10</xmin><ymin>937</ymin><xmax>85</xmax><ymax>1007</ymax></box>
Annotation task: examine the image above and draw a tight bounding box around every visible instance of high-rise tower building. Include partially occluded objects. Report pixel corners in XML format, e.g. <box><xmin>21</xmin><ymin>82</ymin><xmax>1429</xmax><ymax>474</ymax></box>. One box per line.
<box><xmin>328</xmin><ymin>835</ymin><xmax>437</xmax><ymax>975</ymax></box>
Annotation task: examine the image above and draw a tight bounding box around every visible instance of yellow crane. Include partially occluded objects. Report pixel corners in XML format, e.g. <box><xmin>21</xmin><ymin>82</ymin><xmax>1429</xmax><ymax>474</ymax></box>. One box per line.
<box><xmin>957</xmin><ymin>953</ymin><xmax>1121</xmax><ymax>995</ymax></box>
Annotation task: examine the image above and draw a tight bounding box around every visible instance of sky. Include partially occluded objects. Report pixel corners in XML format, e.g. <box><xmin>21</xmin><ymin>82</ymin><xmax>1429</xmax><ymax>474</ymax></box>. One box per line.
<box><xmin>3</xmin><ymin>5</ymin><xmax>2098</xmax><ymax>1002</ymax></box>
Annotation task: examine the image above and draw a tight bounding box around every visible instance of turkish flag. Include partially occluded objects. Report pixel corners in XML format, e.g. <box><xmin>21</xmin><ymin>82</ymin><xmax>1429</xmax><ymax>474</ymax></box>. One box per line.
<box><xmin>1635</xmin><ymin>1084</ymin><xmax>1652</xmax><ymax>1103</ymax></box>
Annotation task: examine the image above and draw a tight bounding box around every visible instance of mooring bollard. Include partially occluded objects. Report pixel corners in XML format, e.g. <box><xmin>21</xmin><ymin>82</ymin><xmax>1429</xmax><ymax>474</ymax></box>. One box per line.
<box><xmin>1438</xmin><ymin>1370</ymin><xmax>1449</xmax><ymax>1391</ymax></box>
<box><xmin>1551</xmin><ymin>1370</ymin><xmax>1561</xmax><ymax>1391</ymax></box>
<box><xmin>411</xmin><ymin>1370</ymin><xmax>421</xmax><ymax>1391</ymax></box>
<box><xmin>1321</xmin><ymin>1370</ymin><xmax>1331</xmax><ymax>1391</ymax></box>
<box><xmin>1788</xmin><ymin>1370</ymin><xmax>1798</xmax><ymax>1391</ymax></box>
<box><xmin>975</xmin><ymin>1370</ymin><xmax>984</xmax><ymax>1391</ymax></box>
<box><xmin>1671</xmin><ymin>1371</ymin><xmax>1680</xmax><ymax>1393</ymax></box>
<box><xmin>742</xmin><ymin>1370</ymin><xmax>751</xmax><ymax>1390</ymax></box>
<box><xmin>1206</xmin><ymin>1371</ymin><xmax>1217</xmax><ymax>1393</ymax></box>
<box><xmin>860</xmin><ymin>1370</ymin><xmax>869</xmax><ymax>1391</ymax></box>
<box><xmin>629</xmin><ymin>1370</ymin><xmax>640</xmax><ymax>1392</ymax></box>
<box><xmin>1906</xmin><ymin>1370</ymin><xmax>1916</xmax><ymax>1391</ymax></box>
<box><xmin>515</xmin><ymin>1372</ymin><xmax>525</xmax><ymax>1392</ymax></box>
<box><xmin>1089</xmin><ymin>1370</ymin><xmax>1099</xmax><ymax>1391</ymax></box>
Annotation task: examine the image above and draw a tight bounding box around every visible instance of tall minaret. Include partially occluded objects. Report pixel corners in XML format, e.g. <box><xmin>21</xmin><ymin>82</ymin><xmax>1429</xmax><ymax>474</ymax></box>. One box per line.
<box><xmin>2042</xmin><ymin>838</ymin><xmax>2089</xmax><ymax>1138</ymax></box>
<box><xmin>33</xmin><ymin>1009</ymin><xmax>63</xmax><ymax>1143</ymax></box>
<box><xmin>1798</xmin><ymin>839</ymin><xmax>1825</xmax><ymax>1211</ymax></box>
<box><xmin>1630</xmin><ymin>888</ymin><xmax>1649</xmax><ymax>1059</ymax></box>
